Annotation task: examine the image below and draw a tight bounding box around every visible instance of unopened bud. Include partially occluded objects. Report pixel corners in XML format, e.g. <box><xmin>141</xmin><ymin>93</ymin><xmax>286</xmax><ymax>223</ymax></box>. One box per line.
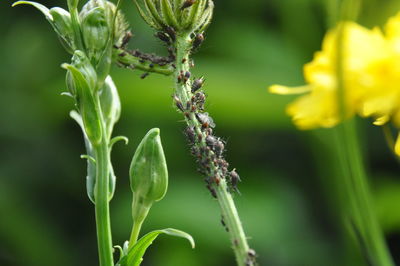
<box><xmin>129</xmin><ymin>128</ymin><xmax>168</xmax><ymax>205</ymax></box>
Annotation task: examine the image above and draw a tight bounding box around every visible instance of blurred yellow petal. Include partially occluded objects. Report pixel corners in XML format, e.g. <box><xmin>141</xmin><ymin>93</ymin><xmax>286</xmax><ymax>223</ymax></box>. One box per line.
<box><xmin>373</xmin><ymin>115</ymin><xmax>390</xmax><ymax>126</ymax></box>
<box><xmin>269</xmin><ymin>85</ymin><xmax>311</xmax><ymax>95</ymax></box>
<box><xmin>394</xmin><ymin>133</ymin><xmax>400</xmax><ymax>156</ymax></box>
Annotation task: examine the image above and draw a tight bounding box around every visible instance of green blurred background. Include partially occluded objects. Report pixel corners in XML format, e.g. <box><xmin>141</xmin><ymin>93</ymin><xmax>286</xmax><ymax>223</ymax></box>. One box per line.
<box><xmin>1</xmin><ymin>0</ymin><xmax>400</xmax><ymax>265</ymax></box>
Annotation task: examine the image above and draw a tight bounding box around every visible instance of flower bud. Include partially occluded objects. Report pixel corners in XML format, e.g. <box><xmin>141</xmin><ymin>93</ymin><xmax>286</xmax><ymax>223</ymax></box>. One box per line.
<box><xmin>133</xmin><ymin>0</ymin><xmax>214</xmax><ymax>36</ymax></box>
<box><xmin>129</xmin><ymin>128</ymin><xmax>168</xmax><ymax>206</ymax></box>
<box><xmin>80</xmin><ymin>1</ymin><xmax>110</xmax><ymax>65</ymax></box>
<box><xmin>63</xmin><ymin>51</ymin><xmax>102</xmax><ymax>145</ymax></box>
<box><xmin>100</xmin><ymin>76</ymin><xmax>121</xmax><ymax>139</ymax></box>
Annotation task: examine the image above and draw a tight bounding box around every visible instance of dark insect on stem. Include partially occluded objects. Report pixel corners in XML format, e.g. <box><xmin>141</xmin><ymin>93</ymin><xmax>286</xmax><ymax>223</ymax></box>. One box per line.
<box><xmin>214</xmin><ymin>140</ymin><xmax>225</xmax><ymax>157</ymax></box>
<box><xmin>191</xmin><ymin>77</ymin><xmax>205</xmax><ymax>93</ymax></box>
<box><xmin>207</xmin><ymin>184</ymin><xmax>217</xmax><ymax>198</ymax></box>
<box><xmin>174</xmin><ymin>95</ymin><xmax>184</xmax><ymax>112</ymax></box>
<box><xmin>185</xmin><ymin>126</ymin><xmax>196</xmax><ymax>144</ymax></box>
<box><xmin>164</xmin><ymin>26</ymin><xmax>176</xmax><ymax>42</ymax></box>
<box><xmin>196</xmin><ymin>112</ymin><xmax>215</xmax><ymax>128</ymax></box>
<box><xmin>229</xmin><ymin>169</ymin><xmax>241</xmax><ymax>191</ymax></box>
<box><xmin>192</xmin><ymin>33</ymin><xmax>205</xmax><ymax>51</ymax></box>
<box><xmin>181</xmin><ymin>0</ymin><xmax>195</xmax><ymax>10</ymax></box>
<box><xmin>206</xmin><ymin>135</ymin><xmax>217</xmax><ymax>147</ymax></box>
<box><xmin>121</xmin><ymin>31</ymin><xmax>133</xmax><ymax>48</ymax></box>
<box><xmin>140</xmin><ymin>72</ymin><xmax>149</xmax><ymax>79</ymax></box>
<box><xmin>183</xmin><ymin>71</ymin><xmax>191</xmax><ymax>83</ymax></box>
<box><xmin>155</xmin><ymin>31</ymin><xmax>171</xmax><ymax>44</ymax></box>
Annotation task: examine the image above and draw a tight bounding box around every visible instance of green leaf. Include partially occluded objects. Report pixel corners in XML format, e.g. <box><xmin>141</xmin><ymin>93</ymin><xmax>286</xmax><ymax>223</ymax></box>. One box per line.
<box><xmin>119</xmin><ymin>229</ymin><xmax>194</xmax><ymax>266</ymax></box>
<box><xmin>12</xmin><ymin>1</ymin><xmax>52</xmax><ymax>20</ymax></box>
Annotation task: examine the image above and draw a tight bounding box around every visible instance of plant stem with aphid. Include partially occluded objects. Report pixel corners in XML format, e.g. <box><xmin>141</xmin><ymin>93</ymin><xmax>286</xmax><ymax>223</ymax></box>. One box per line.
<box><xmin>172</xmin><ymin>34</ymin><xmax>254</xmax><ymax>266</ymax></box>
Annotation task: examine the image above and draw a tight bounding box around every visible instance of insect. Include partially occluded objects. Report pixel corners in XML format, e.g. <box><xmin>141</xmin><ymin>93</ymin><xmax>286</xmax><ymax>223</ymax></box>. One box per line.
<box><xmin>155</xmin><ymin>31</ymin><xmax>170</xmax><ymax>44</ymax></box>
<box><xmin>173</xmin><ymin>95</ymin><xmax>184</xmax><ymax>112</ymax></box>
<box><xmin>196</xmin><ymin>112</ymin><xmax>215</xmax><ymax>128</ymax></box>
<box><xmin>164</xmin><ymin>26</ymin><xmax>176</xmax><ymax>41</ymax></box>
<box><xmin>191</xmin><ymin>77</ymin><xmax>205</xmax><ymax>93</ymax></box>
<box><xmin>140</xmin><ymin>72</ymin><xmax>149</xmax><ymax>79</ymax></box>
<box><xmin>185</xmin><ymin>126</ymin><xmax>196</xmax><ymax>144</ymax></box>
<box><xmin>181</xmin><ymin>0</ymin><xmax>195</xmax><ymax>10</ymax></box>
<box><xmin>229</xmin><ymin>169</ymin><xmax>241</xmax><ymax>190</ymax></box>
<box><xmin>121</xmin><ymin>31</ymin><xmax>132</xmax><ymax>48</ymax></box>
<box><xmin>192</xmin><ymin>33</ymin><xmax>204</xmax><ymax>50</ymax></box>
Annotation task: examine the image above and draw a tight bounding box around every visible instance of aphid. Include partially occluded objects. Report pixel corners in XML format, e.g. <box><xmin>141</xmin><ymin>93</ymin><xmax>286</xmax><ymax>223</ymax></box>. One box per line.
<box><xmin>121</xmin><ymin>31</ymin><xmax>132</xmax><ymax>48</ymax></box>
<box><xmin>139</xmin><ymin>59</ymin><xmax>145</xmax><ymax>63</ymax></box>
<box><xmin>140</xmin><ymin>72</ymin><xmax>149</xmax><ymax>79</ymax></box>
<box><xmin>196</xmin><ymin>112</ymin><xmax>215</xmax><ymax>128</ymax></box>
<box><xmin>185</xmin><ymin>127</ymin><xmax>196</xmax><ymax>144</ymax></box>
<box><xmin>173</xmin><ymin>95</ymin><xmax>184</xmax><ymax>112</ymax></box>
<box><xmin>118</xmin><ymin>51</ymin><xmax>127</xmax><ymax>57</ymax></box>
<box><xmin>149</xmin><ymin>63</ymin><xmax>154</xmax><ymax>68</ymax></box>
<box><xmin>207</xmin><ymin>185</ymin><xmax>217</xmax><ymax>199</ymax></box>
<box><xmin>117</xmin><ymin>60</ymin><xmax>130</xmax><ymax>68</ymax></box>
<box><xmin>184</xmin><ymin>112</ymin><xmax>191</xmax><ymax>119</ymax></box>
<box><xmin>230</xmin><ymin>169</ymin><xmax>241</xmax><ymax>190</ymax></box>
<box><xmin>177</xmin><ymin>71</ymin><xmax>184</xmax><ymax>83</ymax></box>
<box><xmin>191</xmin><ymin>77</ymin><xmax>205</xmax><ymax>93</ymax></box>
<box><xmin>181</xmin><ymin>0</ymin><xmax>195</xmax><ymax>10</ymax></box>
<box><xmin>192</xmin><ymin>33</ymin><xmax>204</xmax><ymax>50</ymax></box>
<box><xmin>186</xmin><ymin>101</ymin><xmax>191</xmax><ymax>111</ymax></box>
<box><xmin>206</xmin><ymin>135</ymin><xmax>217</xmax><ymax>147</ymax></box>
<box><xmin>182</xmin><ymin>58</ymin><xmax>187</xmax><ymax>64</ymax></box>
<box><xmin>214</xmin><ymin>141</ymin><xmax>225</xmax><ymax>157</ymax></box>
<box><xmin>164</xmin><ymin>26</ymin><xmax>176</xmax><ymax>41</ymax></box>
<box><xmin>214</xmin><ymin>176</ymin><xmax>221</xmax><ymax>186</ymax></box>
<box><xmin>155</xmin><ymin>31</ymin><xmax>171</xmax><ymax>44</ymax></box>
<box><xmin>247</xmin><ymin>249</ymin><xmax>256</xmax><ymax>258</ymax></box>
<box><xmin>183</xmin><ymin>71</ymin><xmax>191</xmax><ymax>83</ymax></box>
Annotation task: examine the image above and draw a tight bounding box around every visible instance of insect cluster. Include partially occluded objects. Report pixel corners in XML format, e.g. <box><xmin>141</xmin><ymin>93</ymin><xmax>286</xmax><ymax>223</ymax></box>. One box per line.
<box><xmin>115</xmin><ymin>31</ymin><xmax>176</xmax><ymax>78</ymax></box>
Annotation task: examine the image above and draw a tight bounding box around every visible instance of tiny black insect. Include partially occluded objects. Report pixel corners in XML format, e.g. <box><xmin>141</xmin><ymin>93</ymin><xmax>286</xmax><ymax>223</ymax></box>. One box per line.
<box><xmin>192</xmin><ymin>33</ymin><xmax>204</xmax><ymax>50</ymax></box>
<box><xmin>185</xmin><ymin>126</ymin><xmax>196</xmax><ymax>144</ymax></box>
<box><xmin>229</xmin><ymin>169</ymin><xmax>241</xmax><ymax>190</ymax></box>
<box><xmin>181</xmin><ymin>0</ymin><xmax>195</xmax><ymax>10</ymax></box>
<box><xmin>155</xmin><ymin>31</ymin><xmax>171</xmax><ymax>44</ymax></box>
<box><xmin>196</xmin><ymin>112</ymin><xmax>215</xmax><ymax>128</ymax></box>
<box><xmin>121</xmin><ymin>31</ymin><xmax>132</xmax><ymax>48</ymax></box>
<box><xmin>140</xmin><ymin>72</ymin><xmax>149</xmax><ymax>79</ymax></box>
<box><xmin>173</xmin><ymin>95</ymin><xmax>184</xmax><ymax>112</ymax></box>
<box><xmin>164</xmin><ymin>26</ymin><xmax>176</xmax><ymax>42</ymax></box>
<box><xmin>191</xmin><ymin>77</ymin><xmax>205</xmax><ymax>93</ymax></box>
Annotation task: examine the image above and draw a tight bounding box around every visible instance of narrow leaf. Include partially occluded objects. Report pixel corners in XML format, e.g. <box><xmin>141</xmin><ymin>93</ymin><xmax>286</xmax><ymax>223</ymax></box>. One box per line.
<box><xmin>12</xmin><ymin>1</ymin><xmax>52</xmax><ymax>20</ymax></box>
<box><xmin>125</xmin><ymin>228</ymin><xmax>195</xmax><ymax>266</ymax></box>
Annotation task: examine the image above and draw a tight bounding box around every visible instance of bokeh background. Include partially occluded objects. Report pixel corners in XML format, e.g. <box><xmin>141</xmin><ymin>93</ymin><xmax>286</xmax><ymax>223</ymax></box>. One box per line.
<box><xmin>1</xmin><ymin>0</ymin><xmax>400</xmax><ymax>265</ymax></box>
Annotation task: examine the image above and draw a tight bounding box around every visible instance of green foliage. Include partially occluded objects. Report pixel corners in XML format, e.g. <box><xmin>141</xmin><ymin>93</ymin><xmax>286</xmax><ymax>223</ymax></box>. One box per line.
<box><xmin>117</xmin><ymin>229</ymin><xmax>194</xmax><ymax>266</ymax></box>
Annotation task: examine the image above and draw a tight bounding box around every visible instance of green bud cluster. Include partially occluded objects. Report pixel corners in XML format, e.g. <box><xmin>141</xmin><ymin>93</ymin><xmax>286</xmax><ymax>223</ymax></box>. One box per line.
<box><xmin>134</xmin><ymin>0</ymin><xmax>214</xmax><ymax>35</ymax></box>
<box><xmin>13</xmin><ymin>0</ymin><xmax>129</xmax><ymax>203</ymax></box>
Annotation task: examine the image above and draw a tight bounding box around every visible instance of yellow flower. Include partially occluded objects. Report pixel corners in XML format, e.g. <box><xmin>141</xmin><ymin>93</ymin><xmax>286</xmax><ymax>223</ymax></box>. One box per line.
<box><xmin>269</xmin><ymin>21</ymin><xmax>392</xmax><ymax>129</ymax></box>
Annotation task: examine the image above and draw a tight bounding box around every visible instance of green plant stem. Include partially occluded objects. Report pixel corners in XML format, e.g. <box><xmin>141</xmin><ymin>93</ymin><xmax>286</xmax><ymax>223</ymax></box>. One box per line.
<box><xmin>114</xmin><ymin>48</ymin><xmax>175</xmax><ymax>75</ymax></box>
<box><xmin>128</xmin><ymin>200</ymin><xmax>151</xmax><ymax>248</ymax></box>
<box><xmin>334</xmin><ymin>6</ymin><xmax>393</xmax><ymax>264</ymax></box>
<box><xmin>215</xmin><ymin>181</ymin><xmax>250</xmax><ymax>265</ymax></box>
<box><xmin>334</xmin><ymin>120</ymin><xmax>394</xmax><ymax>266</ymax></box>
<box><xmin>93</xmin><ymin>100</ymin><xmax>114</xmax><ymax>266</ymax></box>
<box><xmin>173</xmin><ymin>34</ymin><xmax>252</xmax><ymax>266</ymax></box>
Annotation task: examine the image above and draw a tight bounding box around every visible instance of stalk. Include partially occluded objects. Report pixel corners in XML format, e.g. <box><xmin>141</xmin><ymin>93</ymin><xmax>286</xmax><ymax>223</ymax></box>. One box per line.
<box><xmin>334</xmin><ymin>7</ymin><xmax>394</xmax><ymax>264</ymax></box>
<box><xmin>173</xmin><ymin>34</ymin><xmax>253</xmax><ymax>266</ymax></box>
<box><xmin>93</xmin><ymin>97</ymin><xmax>114</xmax><ymax>266</ymax></box>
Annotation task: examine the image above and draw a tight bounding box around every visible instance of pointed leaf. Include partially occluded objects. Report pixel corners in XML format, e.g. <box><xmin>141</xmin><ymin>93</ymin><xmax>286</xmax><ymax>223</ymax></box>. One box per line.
<box><xmin>12</xmin><ymin>1</ymin><xmax>52</xmax><ymax>20</ymax></box>
<box><xmin>124</xmin><ymin>228</ymin><xmax>195</xmax><ymax>266</ymax></box>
